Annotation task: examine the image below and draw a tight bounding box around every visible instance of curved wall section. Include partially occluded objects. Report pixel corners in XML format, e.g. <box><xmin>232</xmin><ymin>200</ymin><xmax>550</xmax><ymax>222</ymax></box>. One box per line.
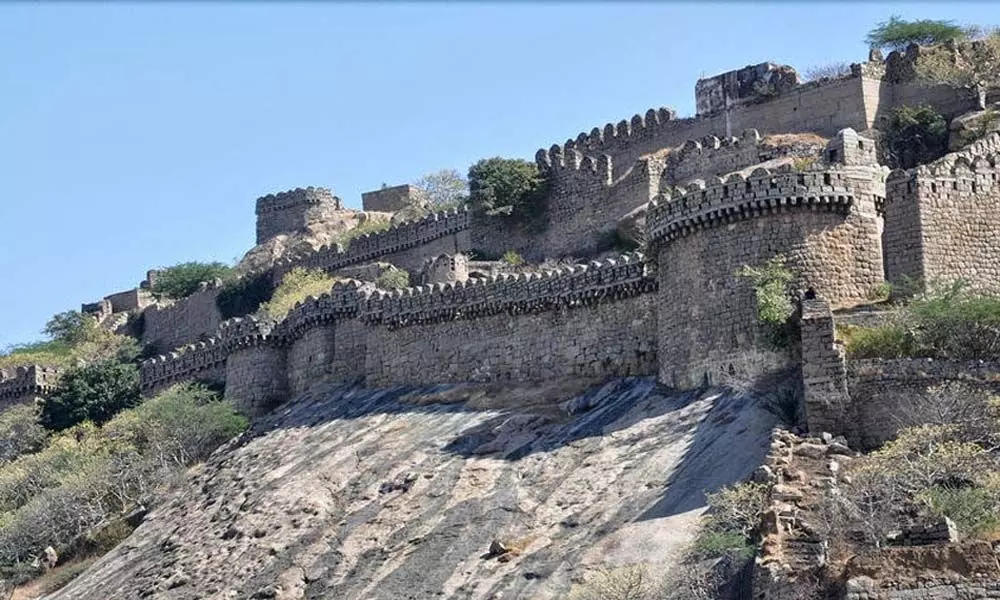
<box><xmin>648</xmin><ymin>167</ymin><xmax>883</xmax><ymax>389</ymax></box>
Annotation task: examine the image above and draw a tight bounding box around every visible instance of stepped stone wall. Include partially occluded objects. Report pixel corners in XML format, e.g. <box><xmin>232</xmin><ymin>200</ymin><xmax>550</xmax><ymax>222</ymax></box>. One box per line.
<box><xmin>883</xmin><ymin>133</ymin><xmax>1000</xmax><ymax>292</ymax></box>
<box><xmin>648</xmin><ymin>165</ymin><xmax>883</xmax><ymax>389</ymax></box>
<box><xmin>141</xmin><ymin>281</ymin><xmax>224</xmax><ymax>354</ymax></box>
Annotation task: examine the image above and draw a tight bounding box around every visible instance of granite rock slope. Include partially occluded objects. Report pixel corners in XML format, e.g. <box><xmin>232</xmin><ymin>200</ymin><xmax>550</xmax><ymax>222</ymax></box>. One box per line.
<box><xmin>48</xmin><ymin>378</ymin><xmax>777</xmax><ymax>600</ymax></box>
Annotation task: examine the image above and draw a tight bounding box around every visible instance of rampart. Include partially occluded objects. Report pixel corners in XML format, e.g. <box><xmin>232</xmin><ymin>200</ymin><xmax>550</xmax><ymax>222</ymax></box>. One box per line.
<box><xmin>883</xmin><ymin>133</ymin><xmax>1000</xmax><ymax>292</ymax></box>
<box><xmin>0</xmin><ymin>366</ymin><xmax>61</xmax><ymax>407</ymax></box>
<box><xmin>141</xmin><ymin>280</ymin><xmax>224</xmax><ymax>354</ymax></box>
<box><xmin>272</xmin><ymin>207</ymin><xmax>471</xmax><ymax>279</ymax></box>
<box><xmin>139</xmin><ymin>253</ymin><xmax>657</xmax><ymax>415</ymax></box>
<box><xmin>536</xmin><ymin>49</ymin><xmax>979</xmax><ymax>185</ymax></box>
<box><xmin>255</xmin><ymin>187</ymin><xmax>345</xmax><ymax>245</ymax></box>
<box><xmin>647</xmin><ymin>164</ymin><xmax>884</xmax><ymax>388</ymax></box>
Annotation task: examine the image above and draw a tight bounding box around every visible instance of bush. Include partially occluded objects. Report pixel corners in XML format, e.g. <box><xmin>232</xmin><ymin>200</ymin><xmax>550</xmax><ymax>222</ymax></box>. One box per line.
<box><xmin>882</xmin><ymin>104</ymin><xmax>948</xmax><ymax>169</ymax></box>
<box><xmin>103</xmin><ymin>383</ymin><xmax>248</xmax><ymax>467</ymax></box>
<box><xmin>803</xmin><ymin>62</ymin><xmax>852</xmax><ymax>81</ymax></box>
<box><xmin>691</xmin><ymin>530</ymin><xmax>755</xmax><ymax>560</ymax></box>
<box><xmin>467</xmin><ymin>157</ymin><xmax>549</xmax><ymax>227</ymax></box>
<box><xmin>736</xmin><ymin>255</ymin><xmax>796</xmax><ymax>347</ymax></box>
<box><xmin>568</xmin><ymin>564</ymin><xmax>657</xmax><ymax>600</ymax></box>
<box><xmin>334</xmin><ymin>218</ymin><xmax>392</xmax><ymax>249</ymax></box>
<box><xmin>840</xmin><ymin>322</ymin><xmax>915</xmax><ymax>359</ymax></box>
<box><xmin>44</xmin><ymin>312</ymin><xmax>92</xmax><ymax>345</ymax></box>
<box><xmin>866</xmin><ymin>16</ymin><xmax>969</xmax><ymax>51</ymax></box>
<box><xmin>258</xmin><ymin>267</ymin><xmax>337</xmax><ymax>321</ymax></box>
<box><xmin>414</xmin><ymin>169</ymin><xmax>469</xmax><ymax>208</ymax></box>
<box><xmin>0</xmin><ymin>406</ymin><xmax>47</xmax><ymax>465</ymax></box>
<box><xmin>0</xmin><ymin>340</ymin><xmax>75</xmax><ymax>370</ymax></box>
<box><xmin>150</xmin><ymin>261</ymin><xmax>232</xmax><ymax>301</ymax></box>
<box><xmin>41</xmin><ymin>360</ymin><xmax>141</xmax><ymax>431</ymax></box>
<box><xmin>375</xmin><ymin>269</ymin><xmax>409</xmax><ymax>290</ymax></box>
<box><xmin>216</xmin><ymin>271</ymin><xmax>274</xmax><ymax>320</ymax></box>
<box><xmin>501</xmin><ymin>250</ymin><xmax>525</xmax><ymax>267</ymax></box>
<box><xmin>919</xmin><ymin>484</ymin><xmax>1000</xmax><ymax>537</ymax></box>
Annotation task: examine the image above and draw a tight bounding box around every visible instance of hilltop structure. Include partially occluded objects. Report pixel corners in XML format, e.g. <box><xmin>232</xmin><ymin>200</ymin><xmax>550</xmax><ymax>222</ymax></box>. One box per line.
<box><xmin>11</xmin><ymin>47</ymin><xmax>996</xmax><ymax>447</ymax></box>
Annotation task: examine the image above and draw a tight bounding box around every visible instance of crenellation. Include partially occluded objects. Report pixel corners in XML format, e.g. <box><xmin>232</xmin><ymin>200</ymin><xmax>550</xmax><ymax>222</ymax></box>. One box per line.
<box><xmin>255</xmin><ymin>186</ymin><xmax>347</xmax><ymax>245</ymax></box>
<box><xmin>0</xmin><ymin>365</ymin><xmax>61</xmax><ymax>405</ymax></box>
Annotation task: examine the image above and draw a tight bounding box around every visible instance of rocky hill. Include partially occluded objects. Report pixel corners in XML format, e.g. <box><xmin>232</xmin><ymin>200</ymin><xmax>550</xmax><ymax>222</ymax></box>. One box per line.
<box><xmin>47</xmin><ymin>378</ymin><xmax>777</xmax><ymax>600</ymax></box>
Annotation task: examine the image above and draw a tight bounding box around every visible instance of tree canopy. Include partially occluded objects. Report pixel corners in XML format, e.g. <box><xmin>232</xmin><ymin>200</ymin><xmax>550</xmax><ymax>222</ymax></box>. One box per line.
<box><xmin>151</xmin><ymin>261</ymin><xmax>232</xmax><ymax>301</ymax></box>
<box><xmin>866</xmin><ymin>16</ymin><xmax>969</xmax><ymax>51</ymax></box>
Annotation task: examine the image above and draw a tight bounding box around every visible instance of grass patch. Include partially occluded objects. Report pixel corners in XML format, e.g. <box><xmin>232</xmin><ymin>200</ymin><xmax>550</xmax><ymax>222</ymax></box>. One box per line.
<box><xmin>258</xmin><ymin>267</ymin><xmax>339</xmax><ymax>321</ymax></box>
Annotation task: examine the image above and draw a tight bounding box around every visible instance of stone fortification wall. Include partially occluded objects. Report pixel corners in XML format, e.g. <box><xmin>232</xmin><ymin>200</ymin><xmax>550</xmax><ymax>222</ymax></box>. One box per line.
<box><xmin>648</xmin><ymin>166</ymin><xmax>883</xmax><ymax>389</ymax></box>
<box><xmin>884</xmin><ymin>133</ymin><xmax>1000</xmax><ymax>291</ymax></box>
<box><xmin>532</xmin><ymin>148</ymin><xmax>661</xmax><ymax>258</ymax></box>
<box><xmin>362</xmin><ymin>254</ymin><xmax>656</xmax><ymax>385</ymax></box>
<box><xmin>846</xmin><ymin>357</ymin><xmax>1000</xmax><ymax>449</ymax></box>
<box><xmin>141</xmin><ymin>281</ymin><xmax>224</xmax><ymax>355</ymax></box>
<box><xmin>798</xmin><ymin>298</ymin><xmax>850</xmax><ymax>437</ymax></box>
<box><xmin>139</xmin><ymin>339</ymin><xmax>227</xmax><ymax>397</ymax></box>
<box><xmin>272</xmin><ymin>208</ymin><xmax>471</xmax><ymax>280</ymax></box>
<box><xmin>0</xmin><ymin>365</ymin><xmax>61</xmax><ymax>407</ymax></box>
<box><xmin>361</xmin><ymin>184</ymin><xmax>428</xmax><ymax>213</ymax></box>
<box><xmin>139</xmin><ymin>254</ymin><xmax>656</xmax><ymax>415</ymax></box>
<box><xmin>255</xmin><ymin>186</ymin><xmax>345</xmax><ymax>245</ymax></box>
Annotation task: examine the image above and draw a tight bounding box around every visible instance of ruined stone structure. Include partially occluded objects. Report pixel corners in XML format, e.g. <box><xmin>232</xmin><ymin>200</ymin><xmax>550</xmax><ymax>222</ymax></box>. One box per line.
<box><xmin>255</xmin><ymin>186</ymin><xmax>344</xmax><ymax>245</ymax></box>
<box><xmin>0</xmin><ymin>366</ymin><xmax>61</xmax><ymax>408</ymax></box>
<box><xmin>141</xmin><ymin>279</ymin><xmax>224</xmax><ymax>355</ymax></box>
<box><xmin>361</xmin><ymin>184</ymin><xmax>429</xmax><ymax>213</ymax></box>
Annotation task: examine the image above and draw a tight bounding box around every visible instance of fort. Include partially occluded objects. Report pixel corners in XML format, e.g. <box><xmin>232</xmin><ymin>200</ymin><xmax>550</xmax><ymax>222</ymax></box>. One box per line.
<box><xmin>17</xmin><ymin>45</ymin><xmax>1000</xmax><ymax>455</ymax></box>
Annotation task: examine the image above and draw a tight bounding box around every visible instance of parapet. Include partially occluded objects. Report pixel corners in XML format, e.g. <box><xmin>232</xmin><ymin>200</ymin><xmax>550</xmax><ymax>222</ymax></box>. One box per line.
<box><xmin>824</xmin><ymin>128</ymin><xmax>878</xmax><ymax>166</ymax></box>
<box><xmin>695</xmin><ymin>62</ymin><xmax>801</xmax><ymax>116</ymax></box>
<box><xmin>363</xmin><ymin>252</ymin><xmax>655</xmax><ymax>329</ymax></box>
<box><xmin>361</xmin><ymin>184</ymin><xmax>429</xmax><ymax>213</ymax></box>
<box><xmin>420</xmin><ymin>254</ymin><xmax>469</xmax><ymax>285</ymax></box>
<box><xmin>0</xmin><ymin>365</ymin><xmax>62</xmax><ymax>403</ymax></box>
<box><xmin>255</xmin><ymin>186</ymin><xmax>342</xmax><ymax>215</ymax></box>
<box><xmin>273</xmin><ymin>207</ymin><xmax>471</xmax><ymax>277</ymax></box>
<box><xmin>535</xmin><ymin>107</ymin><xmax>679</xmax><ymax>169</ymax></box>
<box><xmin>139</xmin><ymin>339</ymin><xmax>226</xmax><ymax>394</ymax></box>
<box><xmin>647</xmin><ymin>166</ymin><xmax>858</xmax><ymax>246</ymax></box>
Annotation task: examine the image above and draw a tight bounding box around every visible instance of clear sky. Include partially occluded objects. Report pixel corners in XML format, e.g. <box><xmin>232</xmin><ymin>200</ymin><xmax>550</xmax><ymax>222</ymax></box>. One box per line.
<box><xmin>1</xmin><ymin>1</ymin><xmax>996</xmax><ymax>349</ymax></box>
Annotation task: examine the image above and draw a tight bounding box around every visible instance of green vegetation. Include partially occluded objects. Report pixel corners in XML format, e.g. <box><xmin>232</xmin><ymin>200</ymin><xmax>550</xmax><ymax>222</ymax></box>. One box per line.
<box><xmin>0</xmin><ymin>311</ymin><xmax>139</xmax><ymax>370</ymax></box>
<box><xmin>736</xmin><ymin>255</ymin><xmax>796</xmax><ymax>347</ymax></box>
<box><xmin>216</xmin><ymin>271</ymin><xmax>274</xmax><ymax>320</ymax></box>
<box><xmin>501</xmin><ymin>250</ymin><xmax>525</xmax><ymax>267</ymax></box>
<box><xmin>0</xmin><ymin>384</ymin><xmax>247</xmax><ymax>576</ymax></box>
<box><xmin>841</xmin><ymin>281</ymin><xmax>1000</xmax><ymax>359</ymax></box>
<box><xmin>334</xmin><ymin>218</ymin><xmax>392</xmax><ymax>249</ymax></box>
<box><xmin>150</xmin><ymin>261</ymin><xmax>232</xmax><ymax>301</ymax></box>
<box><xmin>414</xmin><ymin>168</ymin><xmax>469</xmax><ymax>208</ymax></box>
<box><xmin>258</xmin><ymin>267</ymin><xmax>338</xmax><ymax>321</ymax></box>
<box><xmin>41</xmin><ymin>360</ymin><xmax>141</xmax><ymax>431</ymax></box>
<box><xmin>0</xmin><ymin>406</ymin><xmax>48</xmax><ymax>465</ymax></box>
<box><xmin>882</xmin><ymin>104</ymin><xmax>949</xmax><ymax>169</ymax></box>
<box><xmin>467</xmin><ymin>157</ymin><xmax>549</xmax><ymax>228</ymax></box>
<box><xmin>866</xmin><ymin>16</ymin><xmax>969</xmax><ymax>51</ymax></box>
<box><xmin>375</xmin><ymin>269</ymin><xmax>409</xmax><ymax>290</ymax></box>
<box><xmin>692</xmin><ymin>481</ymin><xmax>769</xmax><ymax>559</ymax></box>
<box><xmin>914</xmin><ymin>28</ymin><xmax>1000</xmax><ymax>104</ymax></box>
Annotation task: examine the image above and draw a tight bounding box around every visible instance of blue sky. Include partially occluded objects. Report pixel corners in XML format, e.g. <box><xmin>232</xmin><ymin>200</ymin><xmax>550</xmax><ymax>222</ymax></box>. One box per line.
<box><xmin>1</xmin><ymin>2</ymin><xmax>996</xmax><ymax>348</ymax></box>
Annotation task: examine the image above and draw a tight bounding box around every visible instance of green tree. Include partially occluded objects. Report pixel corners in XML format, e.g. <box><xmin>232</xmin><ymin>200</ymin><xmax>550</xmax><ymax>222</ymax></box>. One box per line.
<box><xmin>467</xmin><ymin>157</ymin><xmax>549</xmax><ymax>226</ymax></box>
<box><xmin>150</xmin><ymin>261</ymin><xmax>232</xmax><ymax>301</ymax></box>
<box><xmin>43</xmin><ymin>311</ymin><xmax>91</xmax><ymax>345</ymax></box>
<box><xmin>882</xmin><ymin>104</ymin><xmax>949</xmax><ymax>168</ymax></box>
<box><xmin>414</xmin><ymin>169</ymin><xmax>469</xmax><ymax>209</ymax></box>
<box><xmin>41</xmin><ymin>360</ymin><xmax>141</xmax><ymax>431</ymax></box>
<box><xmin>866</xmin><ymin>16</ymin><xmax>969</xmax><ymax>51</ymax></box>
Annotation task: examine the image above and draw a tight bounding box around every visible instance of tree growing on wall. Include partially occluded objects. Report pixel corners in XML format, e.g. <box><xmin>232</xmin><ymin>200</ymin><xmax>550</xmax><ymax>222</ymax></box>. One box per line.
<box><xmin>866</xmin><ymin>16</ymin><xmax>970</xmax><ymax>52</ymax></box>
<box><xmin>414</xmin><ymin>169</ymin><xmax>469</xmax><ymax>209</ymax></box>
<box><xmin>150</xmin><ymin>261</ymin><xmax>233</xmax><ymax>301</ymax></box>
<box><xmin>467</xmin><ymin>157</ymin><xmax>549</xmax><ymax>227</ymax></box>
<box><xmin>882</xmin><ymin>104</ymin><xmax>949</xmax><ymax>168</ymax></box>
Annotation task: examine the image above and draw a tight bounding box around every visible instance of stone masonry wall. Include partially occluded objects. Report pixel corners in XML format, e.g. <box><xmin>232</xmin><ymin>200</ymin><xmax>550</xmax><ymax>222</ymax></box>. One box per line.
<box><xmin>846</xmin><ymin>358</ymin><xmax>1000</xmax><ymax>449</ymax></box>
<box><xmin>883</xmin><ymin>133</ymin><xmax>1000</xmax><ymax>291</ymax></box>
<box><xmin>361</xmin><ymin>184</ymin><xmax>428</xmax><ymax>213</ymax></box>
<box><xmin>365</xmin><ymin>292</ymin><xmax>656</xmax><ymax>387</ymax></box>
<box><xmin>141</xmin><ymin>282</ymin><xmax>224</xmax><ymax>355</ymax></box>
<box><xmin>255</xmin><ymin>186</ymin><xmax>345</xmax><ymax>245</ymax></box>
<box><xmin>648</xmin><ymin>167</ymin><xmax>884</xmax><ymax>389</ymax></box>
<box><xmin>272</xmin><ymin>208</ymin><xmax>471</xmax><ymax>280</ymax></box>
<box><xmin>533</xmin><ymin>148</ymin><xmax>661</xmax><ymax>258</ymax></box>
<box><xmin>798</xmin><ymin>298</ymin><xmax>850</xmax><ymax>436</ymax></box>
<box><xmin>0</xmin><ymin>365</ymin><xmax>61</xmax><ymax>408</ymax></box>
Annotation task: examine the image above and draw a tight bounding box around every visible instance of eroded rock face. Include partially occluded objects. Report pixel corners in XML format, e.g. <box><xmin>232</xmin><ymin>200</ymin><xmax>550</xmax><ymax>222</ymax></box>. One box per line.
<box><xmin>50</xmin><ymin>379</ymin><xmax>777</xmax><ymax>600</ymax></box>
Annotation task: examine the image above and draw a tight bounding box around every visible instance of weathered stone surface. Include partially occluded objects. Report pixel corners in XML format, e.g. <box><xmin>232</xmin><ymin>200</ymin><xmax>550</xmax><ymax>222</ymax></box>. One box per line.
<box><xmin>48</xmin><ymin>379</ymin><xmax>778</xmax><ymax>600</ymax></box>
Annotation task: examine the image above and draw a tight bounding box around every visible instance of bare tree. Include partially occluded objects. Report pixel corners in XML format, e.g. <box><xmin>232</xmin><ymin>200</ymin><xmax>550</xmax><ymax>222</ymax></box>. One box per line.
<box><xmin>414</xmin><ymin>169</ymin><xmax>469</xmax><ymax>208</ymax></box>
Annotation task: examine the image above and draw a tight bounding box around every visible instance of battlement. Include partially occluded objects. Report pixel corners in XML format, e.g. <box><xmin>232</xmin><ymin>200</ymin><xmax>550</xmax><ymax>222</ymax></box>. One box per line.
<box><xmin>647</xmin><ymin>166</ymin><xmax>858</xmax><ymax>245</ymax></box>
<box><xmin>255</xmin><ymin>186</ymin><xmax>341</xmax><ymax>215</ymax></box>
<box><xmin>0</xmin><ymin>365</ymin><xmax>61</xmax><ymax>403</ymax></box>
<box><xmin>271</xmin><ymin>279</ymin><xmax>374</xmax><ymax>342</ymax></box>
<box><xmin>364</xmin><ymin>252</ymin><xmax>653</xmax><ymax>329</ymax></box>
<box><xmin>274</xmin><ymin>207</ymin><xmax>471</xmax><ymax>277</ymax></box>
<box><xmin>139</xmin><ymin>339</ymin><xmax>226</xmax><ymax>394</ymax></box>
<box><xmin>255</xmin><ymin>186</ymin><xmax>347</xmax><ymax>245</ymax></box>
